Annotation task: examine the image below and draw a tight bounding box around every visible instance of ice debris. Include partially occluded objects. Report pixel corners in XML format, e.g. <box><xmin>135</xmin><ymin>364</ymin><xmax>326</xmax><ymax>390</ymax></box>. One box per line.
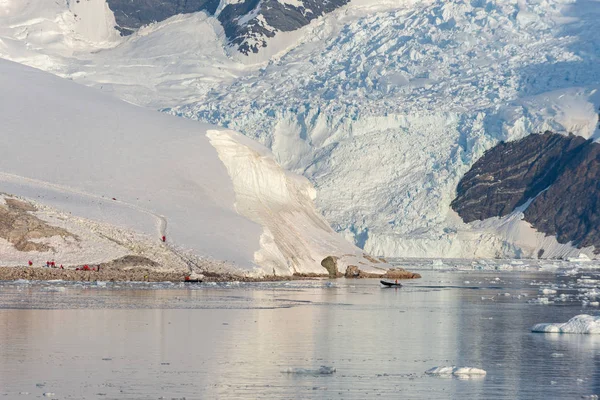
<box><xmin>425</xmin><ymin>366</ymin><xmax>486</xmax><ymax>377</ymax></box>
<box><xmin>283</xmin><ymin>366</ymin><xmax>336</xmax><ymax>375</ymax></box>
<box><xmin>532</xmin><ymin>314</ymin><xmax>600</xmax><ymax>334</ymax></box>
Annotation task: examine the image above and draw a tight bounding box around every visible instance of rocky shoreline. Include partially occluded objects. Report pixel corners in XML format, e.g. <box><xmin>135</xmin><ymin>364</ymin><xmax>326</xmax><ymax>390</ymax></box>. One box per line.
<box><xmin>0</xmin><ymin>266</ymin><xmax>421</xmax><ymax>283</ymax></box>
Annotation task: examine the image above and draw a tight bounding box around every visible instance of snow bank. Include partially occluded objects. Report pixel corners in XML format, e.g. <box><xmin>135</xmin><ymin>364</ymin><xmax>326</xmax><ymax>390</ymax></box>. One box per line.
<box><xmin>532</xmin><ymin>315</ymin><xmax>600</xmax><ymax>334</ymax></box>
<box><xmin>0</xmin><ymin>59</ymin><xmax>380</xmax><ymax>276</ymax></box>
<box><xmin>425</xmin><ymin>366</ymin><xmax>487</xmax><ymax>377</ymax></box>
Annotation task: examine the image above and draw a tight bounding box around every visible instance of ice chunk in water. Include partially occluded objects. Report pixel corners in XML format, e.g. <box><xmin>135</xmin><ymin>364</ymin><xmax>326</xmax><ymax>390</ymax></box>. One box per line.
<box><xmin>425</xmin><ymin>366</ymin><xmax>486</xmax><ymax>377</ymax></box>
<box><xmin>284</xmin><ymin>366</ymin><xmax>336</xmax><ymax>375</ymax></box>
<box><xmin>532</xmin><ymin>314</ymin><xmax>600</xmax><ymax>334</ymax></box>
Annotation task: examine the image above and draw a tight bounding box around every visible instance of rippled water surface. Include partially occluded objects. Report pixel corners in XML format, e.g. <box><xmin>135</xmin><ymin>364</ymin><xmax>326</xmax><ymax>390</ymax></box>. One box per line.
<box><xmin>1</xmin><ymin>270</ymin><xmax>599</xmax><ymax>399</ymax></box>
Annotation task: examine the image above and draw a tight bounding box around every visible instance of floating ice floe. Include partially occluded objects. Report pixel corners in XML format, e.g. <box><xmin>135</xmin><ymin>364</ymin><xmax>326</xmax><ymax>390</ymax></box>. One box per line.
<box><xmin>532</xmin><ymin>314</ymin><xmax>600</xmax><ymax>334</ymax></box>
<box><xmin>529</xmin><ymin>297</ymin><xmax>553</xmax><ymax>305</ymax></box>
<box><xmin>41</xmin><ymin>286</ymin><xmax>66</xmax><ymax>292</ymax></box>
<box><xmin>283</xmin><ymin>366</ymin><xmax>336</xmax><ymax>375</ymax></box>
<box><xmin>425</xmin><ymin>366</ymin><xmax>487</xmax><ymax>377</ymax></box>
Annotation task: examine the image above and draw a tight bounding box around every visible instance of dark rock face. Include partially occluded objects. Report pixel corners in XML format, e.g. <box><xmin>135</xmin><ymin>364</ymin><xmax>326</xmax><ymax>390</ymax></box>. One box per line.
<box><xmin>524</xmin><ymin>141</ymin><xmax>600</xmax><ymax>250</ymax></box>
<box><xmin>452</xmin><ymin>131</ymin><xmax>600</xmax><ymax>253</ymax></box>
<box><xmin>106</xmin><ymin>0</ymin><xmax>220</xmax><ymax>35</ymax></box>
<box><xmin>218</xmin><ymin>0</ymin><xmax>350</xmax><ymax>54</ymax></box>
<box><xmin>105</xmin><ymin>0</ymin><xmax>349</xmax><ymax>53</ymax></box>
<box><xmin>452</xmin><ymin>132</ymin><xmax>588</xmax><ymax>222</ymax></box>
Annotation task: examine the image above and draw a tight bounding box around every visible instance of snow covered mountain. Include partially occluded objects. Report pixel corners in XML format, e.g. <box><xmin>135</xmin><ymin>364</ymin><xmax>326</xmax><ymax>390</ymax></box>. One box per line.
<box><xmin>0</xmin><ymin>58</ymin><xmax>388</xmax><ymax>277</ymax></box>
<box><xmin>1</xmin><ymin>0</ymin><xmax>599</xmax><ymax>259</ymax></box>
<box><xmin>105</xmin><ymin>0</ymin><xmax>350</xmax><ymax>54</ymax></box>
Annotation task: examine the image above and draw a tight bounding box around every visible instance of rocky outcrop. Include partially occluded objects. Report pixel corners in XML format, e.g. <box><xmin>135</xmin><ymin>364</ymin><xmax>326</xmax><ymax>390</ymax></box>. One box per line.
<box><xmin>0</xmin><ymin>198</ymin><xmax>77</xmax><ymax>252</ymax></box>
<box><xmin>218</xmin><ymin>0</ymin><xmax>350</xmax><ymax>54</ymax></box>
<box><xmin>344</xmin><ymin>265</ymin><xmax>421</xmax><ymax>279</ymax></box>
<box><xmin>382</xmin><ymin>268</ymin><xmax>421</xmax><ymax>279</ymax></box>
<box><xmin>344</xmin><ymin>265</ymin><xmax>360</xmax><ymax>278</ymax></box>
<box><xmin>106</xmin><ymin>0</ymin><xmax>220</xmax><ymax>35</ymax></box>
<box><xmin>452</xmin><ymin>131</ymin><xmax>600</xmax><ymax>253</ymax></box>
<box><xmin>524</xmin><ymin>141</ymin><xmax>600</xmax><ymax>251</ymax></box>
<box><xmin>321</xmin><ymin>256</ymin><xmax>340</xmax><ymax>278</ymax></box>
<box><xmin>105</xmin><ymin>0</ymin><xmax>349</xmax><ymax>54</ymax></box>
<box><xmin>451</xmin><ymin>132</ymin><xmax>588</xmax><ymax>223</ymax></box>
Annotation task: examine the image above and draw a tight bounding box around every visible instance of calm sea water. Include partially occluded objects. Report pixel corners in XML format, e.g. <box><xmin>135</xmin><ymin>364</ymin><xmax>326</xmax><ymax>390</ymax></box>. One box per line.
<box><xmin>0</xmin><ymin>270</ymin><xmax>599</xmax><ymax>399</ymax></box>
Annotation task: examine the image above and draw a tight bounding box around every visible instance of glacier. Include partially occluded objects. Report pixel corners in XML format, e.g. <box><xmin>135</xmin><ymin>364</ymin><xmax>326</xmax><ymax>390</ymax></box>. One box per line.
<box><xmin>1</xmin><ymin>0</ymin><xmax>599</xmax><ymax>259</ymax></box>
<box><xmin>174</xmin><ymin>0</ymin><xmax>600</xmax><ymax>258</ymax></box>
<box><xmin>0</xmin><ymin>59</ymin><xmax>385</xmax><ymax>277</ymax></box>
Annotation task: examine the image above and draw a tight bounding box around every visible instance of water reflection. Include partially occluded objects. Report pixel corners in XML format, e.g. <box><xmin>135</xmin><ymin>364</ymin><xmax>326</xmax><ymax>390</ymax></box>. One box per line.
<box><xmin>0</xmin><ymin>273</ymin><xmax>599</xmax><ymax>399</ymax></box>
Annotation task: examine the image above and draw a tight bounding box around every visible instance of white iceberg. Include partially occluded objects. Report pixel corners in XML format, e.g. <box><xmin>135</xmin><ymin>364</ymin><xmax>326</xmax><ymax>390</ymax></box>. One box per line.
<box><xmin>532</xmin><ymin>314</ymin><xmax>600</xmax><ymax>334</ymax></box>
<box><xmin>425</xmin><ymin>366</ymin><xmax>487</xmax><ymax>377</ymax></box>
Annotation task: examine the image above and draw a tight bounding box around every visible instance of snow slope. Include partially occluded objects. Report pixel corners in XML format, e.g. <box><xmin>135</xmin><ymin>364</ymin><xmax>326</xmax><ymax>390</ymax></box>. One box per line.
<box><xmin>0</xmin><ymin>59</ymin><xmax>381</xmax><ymax>276</ymax></box>
<box><xmin>2</xmin><ymin>0</ymin><xmax>599</xmax><ymax>259</ymax></box>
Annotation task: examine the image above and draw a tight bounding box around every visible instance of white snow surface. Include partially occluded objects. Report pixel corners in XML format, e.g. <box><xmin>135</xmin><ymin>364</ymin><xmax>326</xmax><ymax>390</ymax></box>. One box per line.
<box><xmin>532</xmin><ymin>314</ymin><xmax>600</xmax><ymax>334</ymax></box>
<box><xmin>0</xmin><ymin>59</ymin><xmax>379</xmax><ymax>276</ymax></box>
<box><xmin>1</xmin><ymin>0</ymin><xmax>600</xmax><ymax>259</ymax></box>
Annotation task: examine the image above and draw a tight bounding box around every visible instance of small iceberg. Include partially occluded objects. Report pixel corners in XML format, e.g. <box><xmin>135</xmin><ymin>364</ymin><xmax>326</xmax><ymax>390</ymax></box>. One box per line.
<box><xmin>567</xmin><ymin>254</ymin><xmax>592</xmax><ymax>262</ymax></box>
<box><xmin>540</xmin><ymin>288</ymin><xmax>557</xmax><ymax>295</ymax></box>
<box><xmin>283</xmin><ymin>366</ymin><xmax>336</xmax><ymax>375</ymax></box>
<box><xmin>425</xmin><ymin>366</ymin><xmax>486</xmax><ymax>377</ymax></box>
<box><xmin>532</xmin><ymin>314</ymin><xmax>600</xmax><ymax>334</ymax></box>
<box><xmin>41</xmin><ymin>286</ymin><xmax>66</xmax><ymax>292</ymax></box>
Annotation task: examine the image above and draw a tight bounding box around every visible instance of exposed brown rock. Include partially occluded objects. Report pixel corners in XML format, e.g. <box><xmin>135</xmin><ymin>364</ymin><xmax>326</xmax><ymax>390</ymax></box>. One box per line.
<box><xmin>321</xmin><ymin>256</ymin><xmax>341</xmax><ymax>278</ymax></box>
<box><xmin>0</xmin><ymin>197</ymin><xmax>77</xmax><ymax>252</ymax></box>
<box><xmin>98</xmin><ymin>256</ymin><xmax>159</xmax><ymax>270</ymax></box>
<box><xmin>345</xmin><ymin>265</ymin><xmax>360</xmax><ymax>278</ymax></box>
<box><xmin>452</xmin><ymin>131</ymin><xmax>600</xmax><ymax>254</ymax></box>
<box><xmin>363</xmin><ymin>254</ymin><xmax>381</xmax><ymax>264</ymax></box>
<box><xmin>0</xmin><ymin>266</ymin><xmax>328</xmax><ymax>283</ymax></box>
<box><xmin>451</xmin><ymin>132</ymin><xmax>587</xmax><ymax>223</ymax></box>
<box><xmin>382</xmin><ymin>268</ymin><xmax>421</xmax><ymax>279</ymax></box>
<box><xmin>344</xmin><ymin>265</ymin><xmax>421</xmax><ymax>279</ymax></box>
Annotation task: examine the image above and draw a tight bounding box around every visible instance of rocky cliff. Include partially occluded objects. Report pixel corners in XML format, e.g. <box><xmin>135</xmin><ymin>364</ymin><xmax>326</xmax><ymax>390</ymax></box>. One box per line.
<box><xmin>106</xmin><ymin>0</ymin><xmax>219</xmax><ymax>35</ymax></box>
<box><xmin>452</xmin><ymin>132</ymin><xmax>600</xmax><ymax>253</ymax></box>
<box><xmin>105</xmin><ymin>0</ymin><xmax>349</xmax><ymax>53</ymax></box>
